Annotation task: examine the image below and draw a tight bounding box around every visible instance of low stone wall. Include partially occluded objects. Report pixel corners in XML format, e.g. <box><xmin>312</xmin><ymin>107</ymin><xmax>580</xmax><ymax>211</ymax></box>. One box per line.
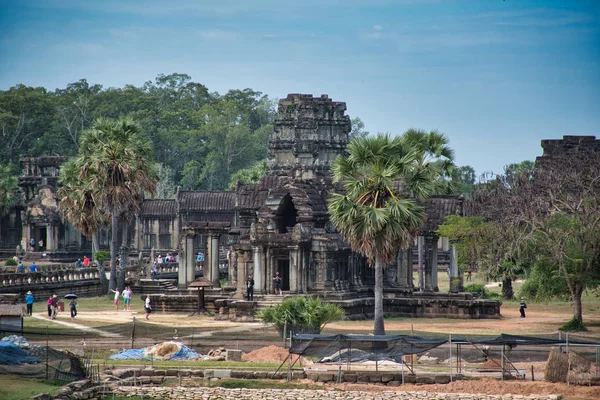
<box><xmin>113</xmin><ymin>386</ymin><xmax>560</xmax><ymax>400</ymax></box>
<box><xmin>30</xmin><ymin>379</ymin><xmax>112</xmax><ymax>400</ymax></box>
<box><xmin>333</xmin><ymin>294</ymin><xmax>501</xmax><ymax>320</ymax></box>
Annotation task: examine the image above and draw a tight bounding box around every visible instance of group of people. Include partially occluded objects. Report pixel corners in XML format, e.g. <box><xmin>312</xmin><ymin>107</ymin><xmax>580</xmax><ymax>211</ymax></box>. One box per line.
<box><xmin>75</xmin><ymin>255</ymin><xmax>92</xmax><ymax>269</ymax></box>
<box><xmin>16</xmin><ymin>260</ymin><xmax>37</xmax><ymax>273</ymax></box>
<box><xmin>245</xmin><ymin>270</ymin><xmax>284</xmax><ymax>301</ymax></box>
<box><xmin>110</xmin><ymin>286</ymin><xmax>133</xmax><ymax>311</ymax></box>
<box><xmin>156</xmin><ymin>253</ymin><xmax>178</xmax><ymax>264</ymax></box>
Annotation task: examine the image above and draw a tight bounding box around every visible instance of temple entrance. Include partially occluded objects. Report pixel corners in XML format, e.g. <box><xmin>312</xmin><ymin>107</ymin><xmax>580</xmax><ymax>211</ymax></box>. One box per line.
<box><xmin>30</xmin><ymin>225</ymin><xmax>47</xmax><ymax>251</ymax></box>
<box><xmin>275</xmin><ymin>194</ymin><xmax>297</xmax><ymax>233</ymax></box>
<box><xmin>277</xmin><ymin>259</ymin><xmax>290</xmax><ymax>291</ymax></box>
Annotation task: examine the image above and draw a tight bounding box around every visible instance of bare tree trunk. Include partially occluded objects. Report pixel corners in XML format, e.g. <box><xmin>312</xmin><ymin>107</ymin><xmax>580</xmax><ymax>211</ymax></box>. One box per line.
<box><xmin>573</xmin><ymin>282</ymin><xmax>584</xmax><ymax>323</ymax></box>
<box><xmin>92</xmin><ymin>232</ymin><xmax>99</xmax><ymax>259</ymax></box>
<box><xmin>109</xmin><ymin>214</ymin><xmax>118</xmax><ymax>293</ymax></box>
<box><xmin>373</xmin><ymin>258</ymin><xmax>385</xmax><ymax>335</ymax></box>
<box><xmin>502</xmin><ymin>277</ymin><xmax>513</xmax><ymax>300</ymax></box>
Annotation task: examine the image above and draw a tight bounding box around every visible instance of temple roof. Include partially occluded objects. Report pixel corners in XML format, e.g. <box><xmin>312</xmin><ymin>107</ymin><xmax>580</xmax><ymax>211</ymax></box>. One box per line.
<box><xmin>236</xmin><ymin>175</ymin><xmax>284</xmax><ymax>210</ymax></box>
<box><xmin>422</xmin><ymin>195</ymin><xmax>464</xmax><ymax>233</ymax></box>
<box><xmin>178</xmin><ymin>191</ymin><xmax>236</xmax><ymax>212</ymax></box>
<box><xmin>140</xmin><ymin>199</ymin><xmax>177</xmax><ymax>217</ymax></box>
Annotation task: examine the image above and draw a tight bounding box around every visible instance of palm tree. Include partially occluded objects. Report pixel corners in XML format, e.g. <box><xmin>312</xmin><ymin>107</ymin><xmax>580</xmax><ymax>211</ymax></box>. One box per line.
<box><xmin>76</xmin><ymin>117</ymin><xmax>157</xmax><ymax>292</ymax></box>
<box><xmin>328</xmin><ymin>131</ymin><xmax>454</xmax><ymax>335</ymax></box>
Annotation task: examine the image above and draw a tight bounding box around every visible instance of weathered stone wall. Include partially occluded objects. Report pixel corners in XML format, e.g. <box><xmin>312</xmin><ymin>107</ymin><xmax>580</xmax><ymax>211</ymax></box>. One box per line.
<box><xmin>113</xmin><ymin>385</ymin><xmax>560</xmax><ymax>400</ymax></box>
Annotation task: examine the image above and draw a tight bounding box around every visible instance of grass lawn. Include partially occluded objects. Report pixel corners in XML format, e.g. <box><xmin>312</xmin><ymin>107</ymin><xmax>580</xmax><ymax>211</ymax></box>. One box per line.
<box><xmin>0</xmin><ymin>375</ymin><xmax>63</xmax><ymax>400</ymax></box>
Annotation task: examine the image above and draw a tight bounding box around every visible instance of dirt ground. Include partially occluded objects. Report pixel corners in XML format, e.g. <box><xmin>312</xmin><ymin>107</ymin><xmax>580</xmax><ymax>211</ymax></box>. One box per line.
<box><xmin>323</xmin><ymin>379</ymin><xmax>600</xmax><ymax>400</ymax></box>
<box><xmin>24</xmin><ymin>296</ymin><xmax>600</xmax><ymax>400</ymax></box>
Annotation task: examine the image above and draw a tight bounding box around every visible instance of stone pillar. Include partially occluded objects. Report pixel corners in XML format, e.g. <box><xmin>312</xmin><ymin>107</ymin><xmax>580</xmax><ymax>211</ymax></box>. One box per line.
<box><xmin>396</xmin><ymin>247</ymin><xmax>413</xmax><ymax>291</ymax></box>
<box><xmin>178</xmin><ymin>234</ymin><xmax>188</xmax><ymax>288</ymax></box>
<box><xmin>229</xmin><ymin>250</ymin><xmax>238</xmax><ymax>287</ymax></box>
<box><xmin>186</xmin><ymin>233</ymin><xmax>195</xmax><ymax>285</ymax></box>
<box><xmin>252</xmin><ymin>246</ymin><xmax>263</xmax><ymax>294</ymax></box>
<box><xmin>234</xmin><ymin>251</ymin><xmax>245</xmax><ymax>299</ymax></box>
<box><xmin>289</xmin><ymin>247</ymin><xmax>298</xmax><ymax>293</ymax></box>
<box><xmin>47</xmin><ymin>224</ymin><xmax>56</xmax><ymax>252</ymax></box>
<box><xmin>449</xmin><ymin>244</ymin><xmax>461</xmax><ymax>293</ymax></box>
<box><xmin>424</xmin><ymin>233</ymin><xmax>439</xmax><ymax>292</ymax></box>
<box><xmin>210</xmin><ymin>234</ymin><xmax>220</xmax><ymax>285</ymax></box>
<box><xmin>417</xmin><ymin>236</ymin><xmax>424</xmax><ymax>291</ymax></box>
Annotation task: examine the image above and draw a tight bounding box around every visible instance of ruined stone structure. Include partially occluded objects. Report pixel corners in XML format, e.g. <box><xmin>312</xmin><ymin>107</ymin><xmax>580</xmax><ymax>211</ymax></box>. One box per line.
<box><xmin>4</xmin><ymin>94</ymin><xmax>508</xmax><ymax>319</ymax></box>
<box><xmin>0</xmin><ymin>156</ymin><xmax>108</xmax><ymax>258</ymax></box>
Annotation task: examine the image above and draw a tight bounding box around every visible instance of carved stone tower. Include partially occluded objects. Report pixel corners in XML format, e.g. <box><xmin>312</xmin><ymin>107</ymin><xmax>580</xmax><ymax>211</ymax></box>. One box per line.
<box><xmin>268</xmin><ymin>94</ymin><xmax>351</xmax><ymax>180</ymax></box>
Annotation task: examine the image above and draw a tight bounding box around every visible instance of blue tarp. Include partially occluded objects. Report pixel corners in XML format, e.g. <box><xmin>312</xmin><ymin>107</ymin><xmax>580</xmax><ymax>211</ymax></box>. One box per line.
<box><xmin>110</xmin><ymin>342</ymin><xmax>200</xmax><ymax>361</ymax></box>
<box><xmin>0</xmin><ymin>341</ymin><xmax>41</xmax><ymax>365</ymax></box>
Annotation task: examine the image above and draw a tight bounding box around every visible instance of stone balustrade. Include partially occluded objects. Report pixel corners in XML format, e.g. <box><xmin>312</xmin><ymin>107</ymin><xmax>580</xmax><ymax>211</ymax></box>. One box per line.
<box><xmin>1</xmin><ymin>267</ymin><xmax>100</xmax><ymax>287</ymax></box>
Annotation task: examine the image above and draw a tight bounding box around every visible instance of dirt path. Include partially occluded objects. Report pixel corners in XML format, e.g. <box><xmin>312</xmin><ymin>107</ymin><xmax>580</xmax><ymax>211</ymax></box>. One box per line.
<box><xmin>31</xmin><ymin>313</ymin><xmax>122</xmax><ymax>338</ymax></box>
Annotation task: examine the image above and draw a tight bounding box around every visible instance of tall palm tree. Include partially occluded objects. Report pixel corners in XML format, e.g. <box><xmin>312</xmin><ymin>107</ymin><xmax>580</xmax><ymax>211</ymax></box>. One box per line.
<box><xmin>76</xmin><ymin>117</ymin><xmax>157</xmax><ymax>292</ymax></box>
<box><xmin>328</xmin><ymin>132</ymin><xmax>454</xmax><ymax>335</ymax></box>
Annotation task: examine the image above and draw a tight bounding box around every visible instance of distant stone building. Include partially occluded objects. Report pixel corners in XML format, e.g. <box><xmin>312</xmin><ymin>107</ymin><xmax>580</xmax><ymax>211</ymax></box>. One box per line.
<box><xmin>4</xmin><ymin>94</ymin><xmax>477</xmax><ymax>300</ymax></box>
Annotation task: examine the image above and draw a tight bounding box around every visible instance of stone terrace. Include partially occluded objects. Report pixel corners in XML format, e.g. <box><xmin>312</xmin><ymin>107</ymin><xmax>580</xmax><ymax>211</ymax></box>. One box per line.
<box><xmin>114</xmin><ymin>386</ymin><xmax>561</xmax><ymax>400</ymax></box>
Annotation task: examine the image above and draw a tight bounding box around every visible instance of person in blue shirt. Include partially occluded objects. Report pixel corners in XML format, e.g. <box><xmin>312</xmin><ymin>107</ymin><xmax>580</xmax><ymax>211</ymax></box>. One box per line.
<box><xmin>25</xmin><ymin>291</ymin><xmax>34</xmax><ymax>316</ymax></box>
<box><xmin>29</xmin><ymin>262</ymin><xmax>37</xmax><ymax>273</ymax></box>
<box><xmin>17</xmin><ymin>261</ymin><xmax>25</xmax><ymax>273</ymax></box>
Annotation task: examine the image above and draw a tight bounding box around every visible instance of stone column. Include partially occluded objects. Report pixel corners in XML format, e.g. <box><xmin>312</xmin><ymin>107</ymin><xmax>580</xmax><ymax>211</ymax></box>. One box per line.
<box><xmin>417</xmin><ymin>236</ymin><xmax>424</xmax><ymax>291</ymax></box>
<box><xmin>289</xmin><ymin>247</ymin><xmax>298</xmax><ymax>293</ymax></box>
<box><xmin>47</xmin><ymin>224</ymin><xmax>56</xmax><ymax>252</ymax></box>
<box><xmin>252</xmin><ymin>246</ymin><xmax>263</xmax><ymax>294</ymax></box>
<box><xmin>229</xmin><ymin>250</ymin><xmax>238</xmax><ymax>287</ymax></box>
<box><xmin>186</xmin><ymin>233</ymin><xmax>195</xmax><ymax>285</ymax></box>
<box><xmin>449</xmin><ymin>244</ymin><xmax>462</xmax><ymax>293</ymax></box>
<box><xmin>234</xmin><ymin>251</ymin><xmax>245</xmax><ymax>299</ymax></box>
<box><xmin>210</xmin><ymin>234</ymin><xmax>220</xmax><ymax>285</ymax></box>
<box><xmin>178</xmin><ymin>234</ymin><xmax>188</xmax><ymax>288</ymax></box>
<box><xmin>423</xmin><ymin>233</ymin><xmax>439</xmax><ymax>292</ymax></box>
<box><xmin>396</xmin><ymin>247</ymin><xmax>413</xmax><ymax>291</ymax></box>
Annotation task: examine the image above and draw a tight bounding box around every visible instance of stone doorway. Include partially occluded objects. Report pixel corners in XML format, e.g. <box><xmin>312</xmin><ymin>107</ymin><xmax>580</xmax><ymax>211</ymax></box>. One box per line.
<box><xmin>277</xmin><ymin>259</ymin><xmax>290</xmax><ymax>291</ymax></box>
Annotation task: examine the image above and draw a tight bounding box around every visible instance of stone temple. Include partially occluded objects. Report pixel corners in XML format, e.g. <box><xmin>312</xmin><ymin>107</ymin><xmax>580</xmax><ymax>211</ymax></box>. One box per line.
<box><xmin>2</xmin><ymin>94</ymin><xmax>510</xmax><ymax>319</ymax></box>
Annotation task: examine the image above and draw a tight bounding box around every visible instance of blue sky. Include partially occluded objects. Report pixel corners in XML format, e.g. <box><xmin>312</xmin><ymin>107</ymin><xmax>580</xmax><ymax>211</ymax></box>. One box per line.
<box><xmin>1</xmin><ymin>0</ymin><xmax>598</xmax><ymax>176</ymax></box>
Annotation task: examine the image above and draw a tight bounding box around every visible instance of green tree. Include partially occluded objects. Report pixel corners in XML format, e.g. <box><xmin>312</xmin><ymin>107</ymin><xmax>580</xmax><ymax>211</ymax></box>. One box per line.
<box><xmin>258</xmin><ymin>296</ymin><xmax>344</xmax><ymax>337</ymax></box>
<box><xmin>349</xmin><ymin>117</ymin><xmax>369</xmax><ymax>139</ymax></box>
<box><xmin>328</xmin><ymin>131</ymin><xmax>454</xmax><ymax>335</ymax></box>
<box><xmin>450</xmin><ymin>165</ymin><xmax>476</xmax><ymax>195</ymax></box>
<box><xmin>228</xmin><ymin>160</ymin><xmax>268</xmax><ymax>189</ymax></box>
<box><xmin>0</xmin><ymin>164</ymin><xmax>18</xmax><ymax>218</ymax></box>
<box><xmin>75</xmin><ymin>117</ymin><xmax>158</xmax><ymax>292</ymax></box>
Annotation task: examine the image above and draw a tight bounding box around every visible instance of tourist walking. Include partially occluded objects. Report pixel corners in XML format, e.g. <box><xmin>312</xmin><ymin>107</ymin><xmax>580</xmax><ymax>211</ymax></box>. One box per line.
<box><xmin>145</xmin><ymin>294</ymin><xmax>152</xmax><ymax>320</ymax></box>
<box><xmin>273</xmin><ymin>271</ymin><xmax>283</xmax><ymax>295</ymax></box>
<box><xmin>122</xmin><ymin>286</ymin><xmax>132</xmax><ymax>311</ymax></box>
<box><xmin>47</xmin><ymin>296</ymin><xmax>53</xmax><ymax>318</ymax></box>
<box><xmin>69</xmin><ymin>298</ymin><xmax>78</xmax><ymax>319</ymax></box>
<box><xmin>110</xmin><ymin>288</ymin><xmax>120</xmax><ymax>311</ymax></box>
<box><xmin>50</xmin><ymin>294</ymin><xmax>58</xmax><ymax>319</ymax></box>
<box><xmin>29</xmin><ymin>261</ymin><xmax>37</xmax><ymax>273</ymax></box>
<box><xmin>25</xmin><ymin>291</ymin><xmax>34</xmax><ymax>316</ymax></box>
<box><xmin>519</xmin><ymin>297</ymin><xmax>527</xmax><ymax>318</ymax></box>
<box><xmin>151</xmin><ymin>260</ymin><xmax>157</xmax><ymax>280</ymax></box>
<box><xmin>83</xmin><ymin>255</ymin><xmax>90</xmax><ymax>267</ymax></box>
<box><xmin>246</xmin><ymin>274</ymin><xmax>254</xmax><ymax>301</ymax></box>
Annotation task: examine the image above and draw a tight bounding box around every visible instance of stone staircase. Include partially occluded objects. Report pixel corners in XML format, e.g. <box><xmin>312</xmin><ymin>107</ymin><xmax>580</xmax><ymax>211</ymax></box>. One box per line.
<box><xmin>22</xmin><ymin>252</ymin><xmax>43</xmax><ymax>261</ymax></box>
<box><xmin>255</xmin><ymin>294</ymin><xmax>286</xmax><ymax>312</ymax></box>
<box><xmin>137</xmin><ymin>279</ymin><xmax>177</xmax><ymax>294</ymax></box>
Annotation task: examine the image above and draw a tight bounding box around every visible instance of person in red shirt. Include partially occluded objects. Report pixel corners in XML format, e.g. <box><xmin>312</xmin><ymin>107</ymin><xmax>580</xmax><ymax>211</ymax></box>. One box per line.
<box><xmin>83</xmin><ymin>255</ymin><xmax>90</xmax><ymax>267</ymax></box>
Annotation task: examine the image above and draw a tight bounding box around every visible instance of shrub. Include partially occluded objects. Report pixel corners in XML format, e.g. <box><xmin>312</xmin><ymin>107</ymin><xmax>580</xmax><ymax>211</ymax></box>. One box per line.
<box><xmin>257</xmin><ymin>296</ymin><xmax>345</xmax><ymax>337</ymax></box>
<box><xmin>5</xmin><ymin>258</ymin><xmax>18</xmax><ymax>266</ymax></box>
<box><xmin>464</xmin><ymin>283</ymin><xmax>486</xmax><ymax>297</ymax></box>
<box><xmin>560</xmin><ymin>317</ymin><xmax>588</xmax><ymax>332</ymax></box>
<box><xmin>93</xmin><ymin>251</ymin><xmax>109</xmax><ymax>265</ymax></box>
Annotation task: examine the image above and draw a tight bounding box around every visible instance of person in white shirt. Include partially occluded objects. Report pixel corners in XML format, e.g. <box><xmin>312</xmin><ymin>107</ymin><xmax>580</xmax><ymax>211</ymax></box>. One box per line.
<box><xmin>122</xmin><ymin>286</ymin><xmax>132</xmax><ymax>311</ymax></box>
<box><xmin>157</xmin><ymin>255</ymin><xmax>163</xmax><ymax>264</ymax></box>
<box><xmin>110</xmin><ymin>288</ymin><xmax>120</xmax><ymax>311</ymax></box>
<box><xmin>145</xmin><ymin>294</ymin><xmax>152</xmax><ymax>320</ymax></box>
